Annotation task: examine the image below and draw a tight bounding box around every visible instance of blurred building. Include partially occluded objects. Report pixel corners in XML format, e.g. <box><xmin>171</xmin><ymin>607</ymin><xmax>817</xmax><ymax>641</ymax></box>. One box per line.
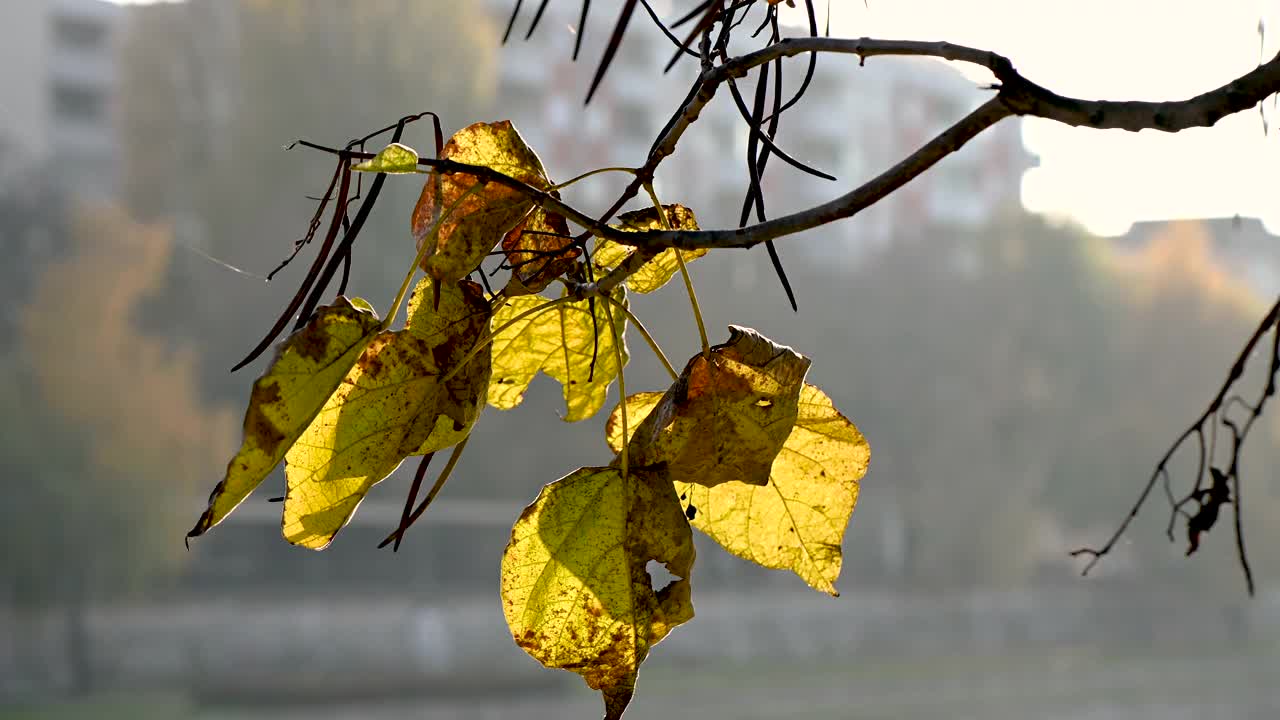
<box><xmin>485</xmin><ymin>1</ymin><xmax>1034</xmax><ymax>252</ymax></box>
<box><xmin>0</xmin><ymin>0</ymin><xmax>122</xmax><ymax>199</ymax></box>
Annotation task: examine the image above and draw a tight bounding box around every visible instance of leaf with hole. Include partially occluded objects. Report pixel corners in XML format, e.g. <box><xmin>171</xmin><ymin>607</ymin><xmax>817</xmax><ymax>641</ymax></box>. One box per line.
<box><xmin>188</xmin><ymin>297</ymin><xmax>381</xmax><ymax>541</ymax></box>
<box><xmin>501</xmin><ymin>465</ymin><xmax>694</xmax><ymax>720</ymax></box>
<box><xmin>609</xmin><ymin>384</ymin><xmax>868</xmax><ymax>595</ymax></box>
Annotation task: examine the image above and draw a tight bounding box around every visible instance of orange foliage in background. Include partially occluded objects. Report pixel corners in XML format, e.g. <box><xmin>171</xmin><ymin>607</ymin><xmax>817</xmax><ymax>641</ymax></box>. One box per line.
<box><xmin>1108</xmin><ymin>220</ymin><xmax>1263</xmax><ymax>314</ymax></box>
<box><xmin>18</xmin><ymin>204</ymin><xmax>236</xmax><ymax>583</ymax></box>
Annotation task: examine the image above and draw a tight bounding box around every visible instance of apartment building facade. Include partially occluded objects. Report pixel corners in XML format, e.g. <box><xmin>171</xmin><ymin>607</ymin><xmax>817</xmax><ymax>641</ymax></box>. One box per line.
<box><xmin>0</xmin><ymin>0</ymin><xmax>122</xmax><ymax>199</ymax></box>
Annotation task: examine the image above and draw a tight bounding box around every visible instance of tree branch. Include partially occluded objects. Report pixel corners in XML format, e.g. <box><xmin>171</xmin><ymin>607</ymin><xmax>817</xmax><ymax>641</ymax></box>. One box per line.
<box><xmin>637</xmin><ymin>96</ymin><xmax>1012</xmax><ymax>250</ymax></box>
<box><xmin>717</xmin><ymin>36</ymin><xmax>1280</xmax><ymax>132</ymax></box>
<box><xmin>604</xmin><ymin>38</ymin><xmax>1280</xmax><ymax>252</ymax></box>
<box><xmin>309</xmin><ymin>36</ymin><xmax>1280</xmax><ymax>291</ymax></box>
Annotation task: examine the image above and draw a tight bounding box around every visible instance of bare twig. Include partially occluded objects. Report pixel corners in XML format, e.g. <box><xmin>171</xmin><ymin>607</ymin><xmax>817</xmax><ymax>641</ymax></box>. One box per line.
<box><xmin>1071</xmin><ymin>297</ymin><xmax>1280</xmax><ymax>594</ymax></box>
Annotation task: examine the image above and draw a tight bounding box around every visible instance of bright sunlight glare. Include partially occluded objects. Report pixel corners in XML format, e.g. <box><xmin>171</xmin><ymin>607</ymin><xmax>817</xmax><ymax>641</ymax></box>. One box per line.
<box><xmin>782</xmin><ymin>0</ymin><xmax>1280</xmax><ymax>236</ymax></box>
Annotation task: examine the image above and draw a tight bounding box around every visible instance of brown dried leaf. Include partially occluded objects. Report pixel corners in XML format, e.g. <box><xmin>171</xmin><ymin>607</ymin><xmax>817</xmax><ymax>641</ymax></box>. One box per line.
<box><xmin>623</xmin><ymin>326</ymin><xmax>810</xmax><ymax>487</ymax></box>
<box><xmin>609</xmin><ymin>385</ymin><xmax>869</xmax><ymax>595</ymax></box>
<box><xmin>501</xmin><ymin>205</ymin><xmax>579</xmax><ymax>296</ymax></box>
<box><xmin>410</xmin><ymin>121</ymin><xmax>549</xmax><ymax>284</ymax></box>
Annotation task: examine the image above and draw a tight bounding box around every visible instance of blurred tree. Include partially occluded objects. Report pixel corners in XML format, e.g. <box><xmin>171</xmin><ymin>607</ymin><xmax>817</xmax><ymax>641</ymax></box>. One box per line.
<box><xmin>814</xmin><ymin>217</ymin><xmax>1114</xmax><ymax>586</ymax></box>
<box><xmin>117</xmin><ymin>0</ymin><xmax>498</xmax><ymax>399</ymax></box>
<box><xmin>1043</xmin><ymin>220</ymin><xmax>1280</xmax><ymax>590</ymax></box>
<box><xmin>859</xmin><ymin>217</ymin><xmax>1280</xmax><ymax>589</ymax></box>
<box><xmin>4</xmin><ymin>203</ymin><xmax>236</xmax><ymax>605</ymax></box>
<box><xmin>1</xmin><ymin>199</ymin><xmax>236</xmax><ymax>691</ymax></box>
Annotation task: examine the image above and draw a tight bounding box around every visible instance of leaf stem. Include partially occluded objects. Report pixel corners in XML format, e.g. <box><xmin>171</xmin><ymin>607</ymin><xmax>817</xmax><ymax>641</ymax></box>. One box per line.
<box><xmin>381</xmin><ymin>179</ymin><xmax>487</xmax><ymax>330</ymax></box>
<box><xmin>550</xmin><ymin>166</ymin><xmax>637</xmax><ymax>191</ymax></box>
<box><xmin>643</xmin><ymin>183</ymin><xmax>710</xmax><ymax>356</ymax></box>
<box><xmin>675</xmin><ymin>251</ymin><xmax>710</xmax><ymax>357</ymax></box>
<box><xmin>603</xmin><ymin>293</ymin><xmax>678</xmax><ymax>383</ymax></box>
<box><xmin>376</xmin><ymin>435</ymin><xmax>470</xmax><ymax>549</ymax></box>
<box><xmin>601</xmin><ymin>298</ymin><xmax>629</xmax><ymax>478</ymax></box>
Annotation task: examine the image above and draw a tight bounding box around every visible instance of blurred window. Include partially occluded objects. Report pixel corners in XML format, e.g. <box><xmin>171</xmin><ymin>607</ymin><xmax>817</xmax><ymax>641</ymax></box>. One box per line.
<box><xmin>51</xmin><ymin>83</ymin><xmax>105</xmax><ymax>124</ymax></box>
<box><xmin>51</xmin><ymin>15</ymin><xmax>108</xmax><ymax>53</ymax></box>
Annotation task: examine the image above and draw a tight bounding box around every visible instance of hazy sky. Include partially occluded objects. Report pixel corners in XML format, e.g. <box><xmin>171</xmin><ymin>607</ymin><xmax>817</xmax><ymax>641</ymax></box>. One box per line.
<box><xmin>110</xmin><ymin>0</ymin><xmax>1280</xmax><ymax>235</ymax></box>
<box><xmin>795</xmin><ymin>0</ymin><xmax>1280</xmax><ymax>235</ymax></box>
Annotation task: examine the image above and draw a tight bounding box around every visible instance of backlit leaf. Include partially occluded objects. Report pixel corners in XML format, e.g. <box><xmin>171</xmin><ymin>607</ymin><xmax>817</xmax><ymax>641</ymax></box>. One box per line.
<box><xmin>593</xmin><ymin>204</ymin><xmax>705</xmax><ymax>293</ymax></box>
<box><xmin>624</xmin><ymin>326</ymin><xmax>809</xmax><ymax>487</ymax></box>
<box><xmin>604</xmin><ymin>391</ymin><xmax>664</xmax><ymax>455</ymax></box>
<box><xmin>352</xmin><ymin>142</ymin><xmax>421</xmax><ymax>174</ymax></box>
<box><xmin>502</xmin><ymin>466</ymin><xmax>694</xmax><ymax>720</ymax></box>
<box><xmin>501</xmin><ymin>205</ymin><xmax>579</xmax><ymax>296</ymax></box>
<box><xmin>282</xmin><ymin>279</ymin><xmax>491</xmax><ymax>549</ymax></box>
<box><xmin>609</xmin><ymin>385</ymin><xmax>868</xmax><ymax>595</ymax></box>
<box><xmin>411</xmin><ymin>121</ymin><xmax>549</xmax><ymax>284</ymax></box>
<box><xmin>405</xmin><ymin>278</ymin><xmax>494</xmax><ymax>452</ymax></box>
<box><xmin>188</xmin><ymin>297</ymin><xmax>380</xmax><ymax>540</ymax></box>
<box><xmin>488</xmin><ymin>288</ymin><xmax>629</xmax><ymax>422</ymax></box>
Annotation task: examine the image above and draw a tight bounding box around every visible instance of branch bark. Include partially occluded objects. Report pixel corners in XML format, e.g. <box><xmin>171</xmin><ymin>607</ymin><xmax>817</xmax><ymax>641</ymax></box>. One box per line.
<box><xmin>316</xmin><ymin>37</ymin><xmax>1280</xmax><ymax>288</ymax></box>
<box><xmin>614</xmin><ymin>39</ymin><xmax>1280</xmax><ymax>252</ymax></box>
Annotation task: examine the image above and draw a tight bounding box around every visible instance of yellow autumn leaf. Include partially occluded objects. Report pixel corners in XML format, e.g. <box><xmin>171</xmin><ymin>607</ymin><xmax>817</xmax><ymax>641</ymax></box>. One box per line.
<box><xmin>608</xmin><ymin>385</ymin><xmax>868</xmax><ymax>595</ymax></box>
<box><xmin>405</xmin><ymin>278</ymin><xmax>494</xmax><ymax>452</ymax></box>
<box><xmin>593</xmin><ymin>204</ymin><xmax>706</xmax><ymax>293</ymax></box>
<box><xmin>411</xmin><ymin>120</ymin><xmax>548</xmax><ymax>284</ymax></box>
<box><xmin>352</xmin><ymin>142</ymin><xmax>421</xmax><ymax>174</ymax></box>
<box><xmin>488</xmin><ymin>288</ymin><xmax>629</xmax><ymax>422</ymax></box>
<box><xmin>625</xmin><ymin>326</ymin><xmax>809</xmax><ymax>487</ymax></box>
<box><xmin>501</xmin><ymin>466</ymin><xmax>694</xmax><ymax>720</ymax></box>
<box><xmin>281</xmin><ymin>279</ymin><xmax>491</xmax><ymax>549</ymax></box>
<box><xmin>604</xmin><ymin>391</ymin><xmax>664</xmax><ymax>454</ymax></box>
<box><xmin>188</xmin><ymin>297</ymin><xmax>380</xmax><ymax>541</ymax></box>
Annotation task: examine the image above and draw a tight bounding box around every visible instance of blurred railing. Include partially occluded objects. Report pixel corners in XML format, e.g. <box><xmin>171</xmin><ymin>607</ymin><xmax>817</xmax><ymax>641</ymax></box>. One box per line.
<box><xmin>3</xmin><ymin>583</ymin><xmax>1276</xmax><ymax>702</ymax></box>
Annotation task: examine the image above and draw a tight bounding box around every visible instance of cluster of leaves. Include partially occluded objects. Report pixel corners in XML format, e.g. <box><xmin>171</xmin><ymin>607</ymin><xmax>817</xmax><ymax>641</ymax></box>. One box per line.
<box><xmin>188</xmin><ymin>121</ymin><xmax>869</xmax><ymax>717</ymax></box>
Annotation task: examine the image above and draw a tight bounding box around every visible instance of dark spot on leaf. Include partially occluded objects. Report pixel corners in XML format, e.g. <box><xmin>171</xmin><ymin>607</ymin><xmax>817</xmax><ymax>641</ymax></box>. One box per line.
<box><xmin>430</xmin><ymin>341</ymin><xmax>454</xmax><ymax>372</ymax></box>
<box><xmin>359</xmin><ymin>352</ymin><xmax>385</xmax><ymax>377</ymax></box>
<box><xmin>252</xmin><ymin>380</ymin><xmax>282</xmax><ymax>406</ymax></box>
<box><xmin>245</xmin><ymin>382</ymin><xmax>286</xmax><ymax>449</ymax></box>
<box><xmin>290</xmin><ymin>325</ymin><xmax>332</xmax><ymax>362</ymax></box>
<box><xmin>685</xmin><ymin>504</ymin><xmax>697</xmax><ymax>520</ymax></box>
